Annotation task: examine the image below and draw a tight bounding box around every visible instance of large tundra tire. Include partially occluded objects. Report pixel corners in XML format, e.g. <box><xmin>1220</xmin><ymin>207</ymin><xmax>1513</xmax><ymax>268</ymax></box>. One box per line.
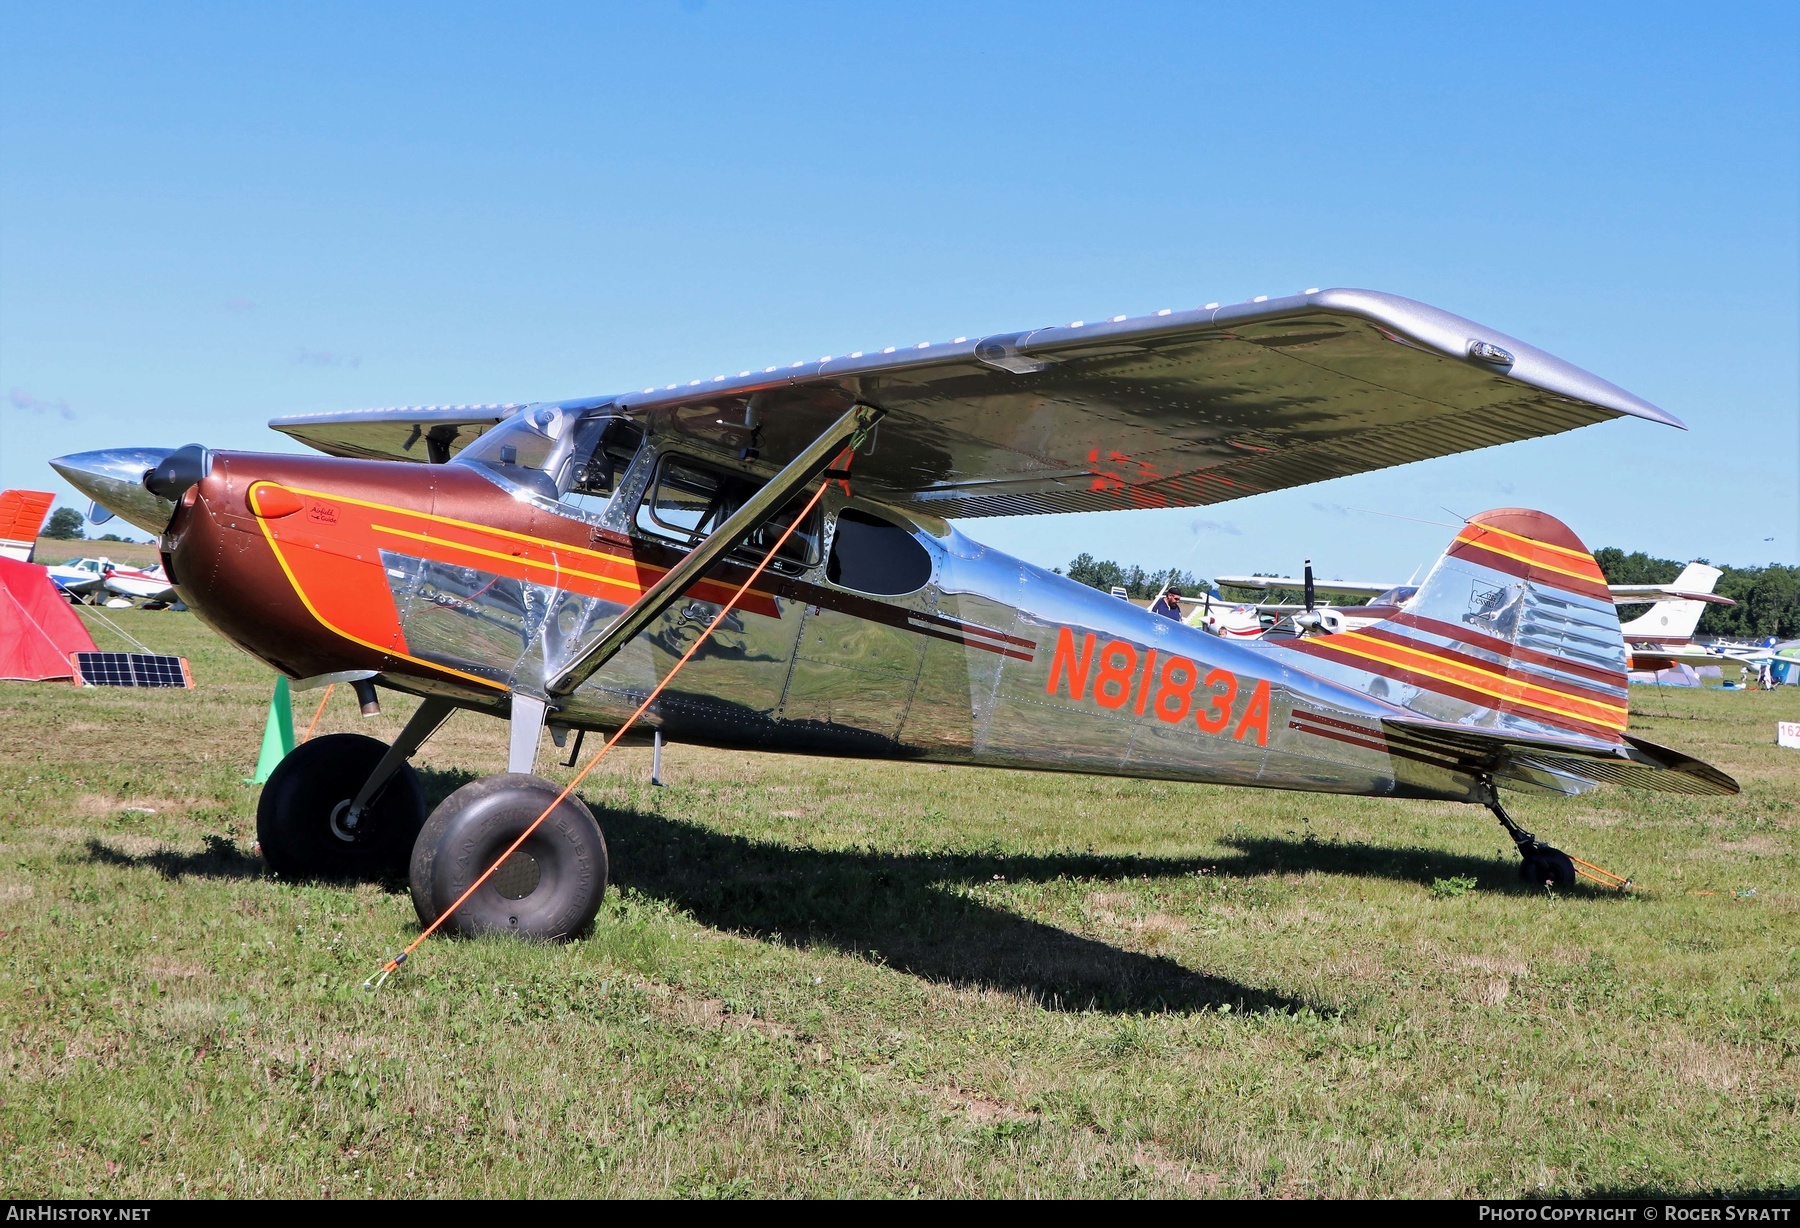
<box><xmin>409</xmin><ymin>773</ymin><xmax>608</xmax><ymax>941</ymax></box>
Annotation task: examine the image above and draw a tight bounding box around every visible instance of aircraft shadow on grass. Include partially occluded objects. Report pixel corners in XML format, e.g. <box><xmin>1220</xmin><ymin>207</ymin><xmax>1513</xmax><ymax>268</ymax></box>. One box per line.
<box><xmin>594</xmin><ymin>804</ymin><xmax>1318</xmax><ymax>1017</ymax></box>
<box><xmin>1209</xmin><ymin>834</ymin><xmax>1623</xmax><ymax>897</ymax></box>
<box><xmin>590</xmin><ymin>810</ymin><xmax>1626</xmax><ymax>1015</ymax></box>
<box><xmin>83</xmin><ymin>833</ymin><xmax>263</xmax><ymax>881</ymax></box>
<box><xmin>76</xmin><ymin>767</ymin><xmax>1609</xmax><ymax>1016</ymax></box>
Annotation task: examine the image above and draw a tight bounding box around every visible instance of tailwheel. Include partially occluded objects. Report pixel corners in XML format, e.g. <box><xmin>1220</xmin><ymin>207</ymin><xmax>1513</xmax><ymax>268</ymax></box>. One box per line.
<box><xmin>408</xmin><ymin>773</ymin><xmax>608</xmax><ymax>941</ymax></box>
<box><xmin>1481</xmin><ymin>778</ymin><xmax>1578</xmax><ymax>889</ymax></box>
<box><xmin>256</xmin><ymin>733</ymin><xmax>427</xmax><ymax>881</ymax></box>
<box><xmin>1519</xmin><ymin>844</ymin><xmax>1577</xmax><ymax>889</ymax></box>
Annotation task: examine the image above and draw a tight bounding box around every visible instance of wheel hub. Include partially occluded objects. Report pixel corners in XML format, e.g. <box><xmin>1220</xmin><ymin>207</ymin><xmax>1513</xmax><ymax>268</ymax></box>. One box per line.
<box><xmin>490</xmin><ymin>850</ymin><xmax>541</xmax><ymax>900</ymax></box>
<box><xmin>328</xmin><ymin>799</ymin><xmax>361</xmax><ymax>843</ymax></box>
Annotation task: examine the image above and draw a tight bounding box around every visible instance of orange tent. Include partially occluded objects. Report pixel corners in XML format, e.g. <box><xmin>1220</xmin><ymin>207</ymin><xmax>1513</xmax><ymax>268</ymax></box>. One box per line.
<box><xmin>0</xmin><ymin>554</ymin><xmax>97</xmax><ymax>681</ymax></box>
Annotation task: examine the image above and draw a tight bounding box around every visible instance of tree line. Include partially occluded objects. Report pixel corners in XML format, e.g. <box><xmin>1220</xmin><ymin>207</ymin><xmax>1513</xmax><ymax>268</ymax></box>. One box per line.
<box><xmin>1056</xmin><ymin>554</ymin><xmax>1208</xmax><ymax>599</ymax></box>
<box><xmin>41</xmin><ymin>506</ymin><xmax>132</xmax><ymax>543</ymax></box>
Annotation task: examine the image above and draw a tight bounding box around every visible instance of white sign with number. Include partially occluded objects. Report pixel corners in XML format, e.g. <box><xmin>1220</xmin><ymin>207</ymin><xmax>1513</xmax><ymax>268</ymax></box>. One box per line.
<box><xmin>1779</xmin><ymin>721</ymin><xmax>1800</xmax><ymax>750</ymax></box>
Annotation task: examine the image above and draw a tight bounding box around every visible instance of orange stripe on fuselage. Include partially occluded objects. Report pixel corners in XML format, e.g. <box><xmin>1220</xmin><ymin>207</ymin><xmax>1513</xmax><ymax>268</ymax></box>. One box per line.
<box><xmin>249</xmin><ymin>483</ymin><xmax>509</xmax><ymax>692</ymax></box>
<box><xmin>266</xmin><ymin>483</ymin><xmax>780</xmax><ymax>619</ymax></box>
<box><xmin>248</xmin><ymin>482</ymin><xmax>783</xmax><ymax>688</ymax></box>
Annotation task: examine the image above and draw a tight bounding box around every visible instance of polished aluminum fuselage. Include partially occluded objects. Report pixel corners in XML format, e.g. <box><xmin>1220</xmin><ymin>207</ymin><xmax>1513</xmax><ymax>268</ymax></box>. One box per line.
<box><xmin>397</xmin><ymin>447</ymin><xmax>1457</xmax><ymax>803</ymax></box>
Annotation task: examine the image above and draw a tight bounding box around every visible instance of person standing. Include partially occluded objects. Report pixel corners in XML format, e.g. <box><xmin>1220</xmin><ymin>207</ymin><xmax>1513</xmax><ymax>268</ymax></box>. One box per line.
<box><xmin>1154</xmin><ymin>588</ymin><xmax>1184</xmax><ymax>621</ymax></box>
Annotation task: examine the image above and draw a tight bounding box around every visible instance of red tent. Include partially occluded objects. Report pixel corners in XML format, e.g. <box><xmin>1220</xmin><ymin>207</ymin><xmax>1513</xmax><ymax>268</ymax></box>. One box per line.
<box><xmin>0</xmin><ymin>554</ymin><xmax>97</xmax><ymax>681</ymax></box>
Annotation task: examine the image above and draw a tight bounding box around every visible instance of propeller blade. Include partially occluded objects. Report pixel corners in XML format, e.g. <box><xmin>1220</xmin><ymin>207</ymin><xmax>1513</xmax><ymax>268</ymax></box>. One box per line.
<box><xmin>1304</xmin><ymin>559</ymin><xmax>1315</xmax><ymax>612</ymax></box>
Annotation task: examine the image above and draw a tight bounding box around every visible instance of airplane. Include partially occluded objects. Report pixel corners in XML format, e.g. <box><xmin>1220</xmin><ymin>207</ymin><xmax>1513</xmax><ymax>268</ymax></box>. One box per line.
<box><xmin>44</xmin><ymin>555</ymin><xmax>118</xmax><ymax>602</ymax></box>
<box><xmin>0</xmin><ymin>490</ymin><xmax>57</xmax><ymax>563</ymax></box>
<box><xmin>1211</xmin><ymin>567</ymin><xmax>1420</xmax><ymax>635</ymax></box>
<box><xmin>1217</xmin><ymin>561</ymin><xmax>1742</xmax><ymax>671</ymax></box>
<box><xmin>51</xmin><ymin>288</ymin><xmax>1738</xmax><ymax>947</ymax></box>
<box><xmin>1176</xmin><ymin>591</ymin><xmax>1272</xmax><ymax>639</ymax></box>
<box><xmin>102</xmin><ymin>561</ymin><xmax>182</xmax><ymax>609</ymax></box>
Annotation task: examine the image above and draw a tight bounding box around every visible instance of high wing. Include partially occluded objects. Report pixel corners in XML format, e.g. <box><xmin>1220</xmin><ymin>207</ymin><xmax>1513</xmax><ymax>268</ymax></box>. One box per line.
<box><xmin>268</xmin><ymin>288</ymin><xmax>1681</xmax><ymax>518</ymax></box>
<box><xmin>1215</xmin><ymin>575</ymin><xmax>1393</xmax><ymax>599</ymax></box>
<box><xmin>1637</xmin><ymin>641</ymin><xmax>1780</xmax><ymax>667</ymax></box>
<box><xmin>269</xmin><ymin>404</ymin><xmax>522</xmax><ymax>464</ymax></box>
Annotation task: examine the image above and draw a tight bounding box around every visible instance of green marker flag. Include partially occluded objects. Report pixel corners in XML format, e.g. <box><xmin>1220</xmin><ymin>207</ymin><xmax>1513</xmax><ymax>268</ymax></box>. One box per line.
<box><xmin>248</xmin><ymin>675</ymin><xmax>296</xmax><ymax>784</ymax></box>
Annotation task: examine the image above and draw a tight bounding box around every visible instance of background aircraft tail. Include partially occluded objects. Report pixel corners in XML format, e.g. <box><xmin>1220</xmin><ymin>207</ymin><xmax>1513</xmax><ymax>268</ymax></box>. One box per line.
<box><xmin>1282</xmin><ymin>509</ymin><xmax>1736</xmax><ymax>797</ymax></box>
<box><xmin>0</xmin><ymin>490</ymin><xmax>57</xmax><ymax>563</ymax></box>
<box><xmin>1618</xmin><ymin>562</ymin><xmax>1722</xmax><ymax>641</ymax></box>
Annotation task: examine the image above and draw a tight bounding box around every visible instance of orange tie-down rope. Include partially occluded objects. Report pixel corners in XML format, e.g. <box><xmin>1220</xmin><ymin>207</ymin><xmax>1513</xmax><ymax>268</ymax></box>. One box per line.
<box><xmin>365</xmin><ymin>453</ymin><xmax>850</xmax><ymax>989</ymax></box>
<box><xmin>1570</xmin><ymin>854</ymin><xmax>1631</xmax><ymax>891</ymax></box>
<box><xmin>301</xmin><ymin>684</ymin><xmax>334</xmax><ymax>743</ymax></box>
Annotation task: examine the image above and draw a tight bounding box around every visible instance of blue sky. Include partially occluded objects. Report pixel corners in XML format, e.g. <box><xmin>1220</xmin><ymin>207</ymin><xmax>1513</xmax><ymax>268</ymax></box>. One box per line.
<box><xmin>3</xmin><ymin>2</ymin><xmax>1795</xmax><ymax>583</ymax></box>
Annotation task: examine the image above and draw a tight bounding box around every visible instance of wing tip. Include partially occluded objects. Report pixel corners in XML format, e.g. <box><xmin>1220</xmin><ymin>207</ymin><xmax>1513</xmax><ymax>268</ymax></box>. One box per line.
<box><xmin>1307</xmin><ymin>287</ymin><xmax>1686</xmax><ymax>430</ymax></box>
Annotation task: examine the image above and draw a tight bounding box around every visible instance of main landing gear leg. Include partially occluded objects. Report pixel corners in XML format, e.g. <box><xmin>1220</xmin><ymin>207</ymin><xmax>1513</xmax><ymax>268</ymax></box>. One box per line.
<box><xmin>508</xmin><ymin>693</ymin><xmax>548</xmax><ymax>775</ymax></box>
<box><xmin>345</xmin><ymin>697</ymin><xmax>456</xmax><ymax>825</ymax></box>
<box><xmin>1480</xmin><ymin>776</ymin><xmax>1575</xmax><ymax>888</ymax></box>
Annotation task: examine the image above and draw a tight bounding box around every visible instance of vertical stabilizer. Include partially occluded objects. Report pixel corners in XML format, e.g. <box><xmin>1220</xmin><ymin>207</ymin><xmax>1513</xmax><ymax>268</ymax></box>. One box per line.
<box><xmin>0</xmin><ymin>491</ymin><xmax>57</xmax><ymax>563</ymax></box>
<box><xmin>1277</xmin><ymin>509</ymin><xmax>1630</xmax><ymax>749</ymax></box>
<box><xmin>1619</xmin><ymin>562</ymin><xmax>1721</xmax><ymax>642</ymax></box>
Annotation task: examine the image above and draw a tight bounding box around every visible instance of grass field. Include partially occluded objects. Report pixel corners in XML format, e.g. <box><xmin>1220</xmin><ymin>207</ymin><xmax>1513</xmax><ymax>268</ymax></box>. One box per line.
<box><xmin>2</xmin><ymin>606</ymin><xmax>1795</xmax><ymax>1198</ymax></box>
<box><xmin>32</xmin><ymin>536</ymin><xmax>162</xmax><ymax>569</ymax></box>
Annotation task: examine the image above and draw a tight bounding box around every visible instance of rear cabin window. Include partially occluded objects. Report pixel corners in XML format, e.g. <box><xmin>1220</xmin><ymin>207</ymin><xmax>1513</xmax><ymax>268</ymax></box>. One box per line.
<box><xmin>635</xmin><ymin>456</ymin><xmax>820</xmax><ymax>572</ymax></box>
<box><xmin>826</xmin><ymin>508</ymin><xmax>932</xmax><ymax>595</ymax></box>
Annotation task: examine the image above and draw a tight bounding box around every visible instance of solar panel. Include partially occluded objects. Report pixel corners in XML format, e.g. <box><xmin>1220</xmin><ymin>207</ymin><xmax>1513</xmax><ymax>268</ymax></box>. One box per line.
<box><xmin>70</xmin><ymin>651</ymin><xmax>193</xmax><ymax>688</ymax></box>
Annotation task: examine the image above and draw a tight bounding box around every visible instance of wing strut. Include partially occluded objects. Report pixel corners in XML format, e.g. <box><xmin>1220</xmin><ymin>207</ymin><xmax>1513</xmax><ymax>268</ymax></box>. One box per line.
<box><xmin>545</xmin><ymin>401</ymin><xmax>882</xmax><ymax>699</ymax></box>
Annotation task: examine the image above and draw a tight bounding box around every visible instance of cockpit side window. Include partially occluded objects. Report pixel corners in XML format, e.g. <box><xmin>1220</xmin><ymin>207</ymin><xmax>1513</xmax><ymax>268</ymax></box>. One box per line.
<box><xmin>634</xmin><ymin>455</ymin><xmax>819</xmax><ymax>572</ymax></box>
<box><xmin>454</xmin><ymin>408</ymin><xmax>644</xmax><ymax>514</ymax></box>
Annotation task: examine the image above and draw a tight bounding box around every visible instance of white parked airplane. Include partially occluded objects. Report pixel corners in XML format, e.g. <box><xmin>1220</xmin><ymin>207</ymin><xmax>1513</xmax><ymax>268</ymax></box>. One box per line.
<box><xmin>103</xmin><ymin>563</ymin><xmax>181</xmax><ymax>608</ymax></box>
<box><xmin>45</xmin><ymin>556</ymin><xmax>118</xmax><ymax>602</ymax></box>
<box><xmin>1177</xmin><ymin>591</ymin><xmax>1274</xmax><ymax>639</ymax></box>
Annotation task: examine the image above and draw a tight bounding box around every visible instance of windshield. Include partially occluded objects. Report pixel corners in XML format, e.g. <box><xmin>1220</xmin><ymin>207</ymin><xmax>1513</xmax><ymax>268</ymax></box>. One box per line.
<box><xmin>456</xmin><ymin>408</ymin><xmax>644</xmax><ymax>511</ymax></box>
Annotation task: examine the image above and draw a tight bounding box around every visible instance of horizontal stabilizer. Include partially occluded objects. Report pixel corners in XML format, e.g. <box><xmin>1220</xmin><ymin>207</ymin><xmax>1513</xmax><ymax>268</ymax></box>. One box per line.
<box><xmin>1610</xmin><ymin>586</ymin><xmax>1734</xmax><ymax>607</ymax></box>
<box><xmin>1380</xmin><ymin>720</ymin><xmax>1739</xmax><ymax>797</ymax></box>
